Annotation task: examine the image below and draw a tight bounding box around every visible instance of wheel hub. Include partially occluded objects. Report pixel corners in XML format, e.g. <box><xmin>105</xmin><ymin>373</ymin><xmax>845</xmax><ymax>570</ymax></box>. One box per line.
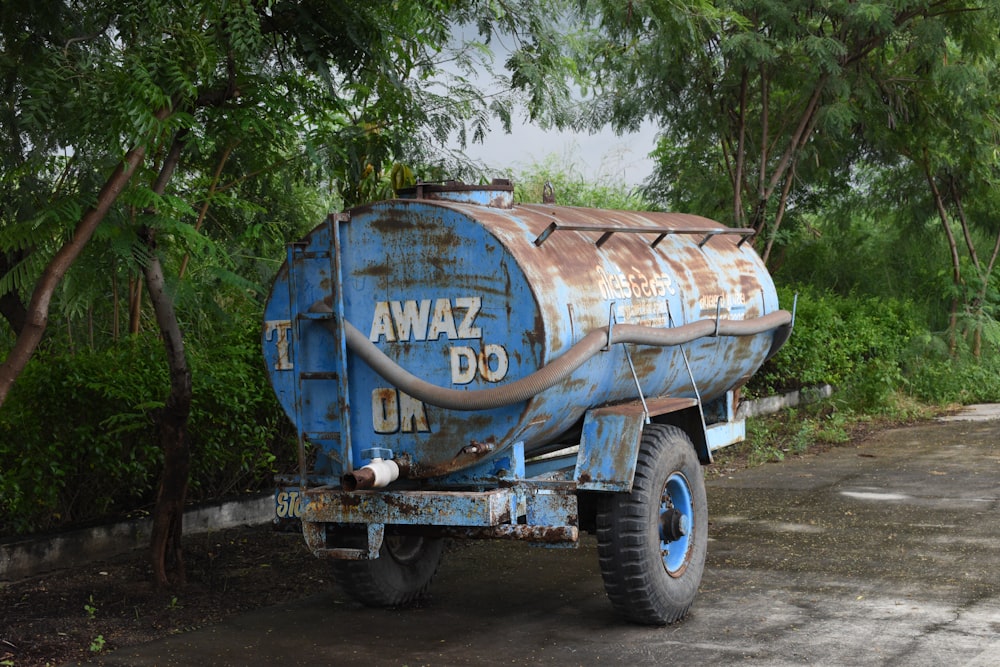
<box><xmin>660</xmin><ymin>508</ymin><xmax>690</xmax><ymax>543</ymax></box>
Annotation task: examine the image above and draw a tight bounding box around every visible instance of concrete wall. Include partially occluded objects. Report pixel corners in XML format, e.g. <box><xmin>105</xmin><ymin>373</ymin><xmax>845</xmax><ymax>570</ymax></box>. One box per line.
<box><xmin>1</xmin><ymin>495</ymin><xmax>272</xmax><ymax>582</ymax></box>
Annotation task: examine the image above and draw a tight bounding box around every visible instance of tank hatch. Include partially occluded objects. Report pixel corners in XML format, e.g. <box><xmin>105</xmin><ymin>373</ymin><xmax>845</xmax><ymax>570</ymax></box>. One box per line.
<box><xmin>397</xmin><ymin>179</ymin><xmax>514</xmax><ymax>209</ymax></box>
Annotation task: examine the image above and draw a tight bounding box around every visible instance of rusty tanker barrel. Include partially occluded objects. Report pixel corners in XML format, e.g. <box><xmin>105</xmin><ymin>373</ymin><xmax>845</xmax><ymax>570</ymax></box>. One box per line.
<box><xmin>262</xmin><ymin>180</ymin><xmax>789</xmax><ymax>483</ymax></box>
<box><xmin>264</xmin><ymin>179</ymin><xmax>791</xmax><ymax>624</ymax></box>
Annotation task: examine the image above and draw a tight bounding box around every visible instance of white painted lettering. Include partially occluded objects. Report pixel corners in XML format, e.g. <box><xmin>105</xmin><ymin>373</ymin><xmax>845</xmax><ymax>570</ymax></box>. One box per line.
<box><xmin>450</xmin><ymin>346</ymin><xmax>477</xmax><ymax>384</ymax></box>
<box><xmin>478</xmin><ymin>344</ymin><xmax>510</xmax><ymax>383</ymax></box>
<box><xmin>369</xmin><ymin>302</ymin><xmax>396</xmax><ymax>342</ymax></box>
<box><xmin>454</xmin><ymin>296</ymin><xmax>483</xmax><ymax>339</ymax></box>
<box><xmin>371</xmin><ymin>296</ymin><xmax>486</xmax><ymax>343</ymax></box>
<box><xmin>391</xmin><ymin>299</ymin><xmax>431</xmax><ymax>341</ymax></box>
<box><xmin>371</xmin><ymin>388</ymin><xmax>430</xmax><ymax>433</ymax></box>
<box><xmin>427</xmin><ymin>298</ymin><xmax>458</xmax><ymax>340</ymax></box>
<box><xmin>372</xmin><ymin>388</ymin><xmax>399</xmax><ymax>433</ymax></box>
<box><xmin>595</xmin><ymin>264</ymin><xmax>677</xmax><ymax>300</ymax></box>
<box><xmin>399</xmin><ymin>392</ymin><xmax>430</xmax><ymax>432</ymax></box>
<box><xmin>264</xmin><ymin>320</ymin><xmax>293</xmax><ymax>370</ymax></box>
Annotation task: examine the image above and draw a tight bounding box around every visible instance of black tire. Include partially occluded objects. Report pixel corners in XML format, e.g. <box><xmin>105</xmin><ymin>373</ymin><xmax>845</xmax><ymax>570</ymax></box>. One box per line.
<box><xmin>596</xmin><ymin>424</ymin><xmax>708</xmax><ymax>625</ymax></box>
<box><xmin>331</xmin><ymin>528</ymin><xmax>444</xmax><ymax>607</ymax></box>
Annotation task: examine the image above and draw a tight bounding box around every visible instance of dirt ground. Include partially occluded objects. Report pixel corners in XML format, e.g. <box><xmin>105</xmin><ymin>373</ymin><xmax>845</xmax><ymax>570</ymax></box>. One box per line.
<box><xmin>0</xmin><ymin>414</ymin><xmax>903</xmax><ymax>667</ymax></box>
<box><xmin>0</xmin><ymin>525</ymin><xmax>329</xmax><ymax>667</ymax></box>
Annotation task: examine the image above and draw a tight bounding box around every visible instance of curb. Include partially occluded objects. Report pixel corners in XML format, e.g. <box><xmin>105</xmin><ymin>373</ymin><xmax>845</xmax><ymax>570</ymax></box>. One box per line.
<box><xmin>1</xmin><ymin>495</ymin><xmax>273</xmax><ymax>582</ymax></box>
<box><xmin>737</xmin><ymin>384</ymin><xmax>833</xmax><ymax>419</ymax></box>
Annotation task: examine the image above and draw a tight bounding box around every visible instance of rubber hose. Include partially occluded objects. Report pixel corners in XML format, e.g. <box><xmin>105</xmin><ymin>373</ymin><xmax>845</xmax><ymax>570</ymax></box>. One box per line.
<box><xmin>313</xmin><ymin>301</ymin><xmax>791</xmax><ymax>412</ymax></box>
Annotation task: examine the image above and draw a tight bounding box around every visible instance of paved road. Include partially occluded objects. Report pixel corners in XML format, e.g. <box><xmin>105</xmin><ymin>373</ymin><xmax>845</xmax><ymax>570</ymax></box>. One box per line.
<box><xmin>84</xmin><ymin>414</ymin><xmax>1000</xmax><ymax>666</ymax></box>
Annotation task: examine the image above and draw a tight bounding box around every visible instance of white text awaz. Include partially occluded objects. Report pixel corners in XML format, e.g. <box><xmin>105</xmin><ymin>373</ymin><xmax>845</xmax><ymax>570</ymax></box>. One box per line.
<box><xmin>369</xmin><ymin>297</ymin><xmax>509</xmax><ymax>433</ymax></box>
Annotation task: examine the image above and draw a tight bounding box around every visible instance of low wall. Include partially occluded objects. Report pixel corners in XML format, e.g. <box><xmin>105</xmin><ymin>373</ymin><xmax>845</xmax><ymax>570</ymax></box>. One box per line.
<box><xmin>1</xmin><ymin>495</ymin><xmax>272</xmax><ymax>582</ymax></box>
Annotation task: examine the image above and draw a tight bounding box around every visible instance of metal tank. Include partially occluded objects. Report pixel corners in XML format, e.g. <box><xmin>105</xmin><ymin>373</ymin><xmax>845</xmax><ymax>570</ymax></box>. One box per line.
<box><xmin>264</xmin><ymin>180</ymin><xmax>792</xmax><ymax>625</ymax></box>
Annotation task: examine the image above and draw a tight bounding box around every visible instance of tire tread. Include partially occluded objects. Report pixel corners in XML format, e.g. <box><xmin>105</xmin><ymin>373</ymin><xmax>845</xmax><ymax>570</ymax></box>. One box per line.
<box><xmin>596</xmin><ymin>424</ymin><xmax>707</xmax><ymax>625</ymax></box>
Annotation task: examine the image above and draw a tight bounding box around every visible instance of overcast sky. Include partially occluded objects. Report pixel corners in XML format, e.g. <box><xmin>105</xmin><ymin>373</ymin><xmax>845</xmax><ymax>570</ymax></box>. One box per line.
<box><xmin>461</xmin><ymin>118</ymin><xmax>659</xmax><ymax>189</ymax></box>
<box><xmin>443</xmin><ymin>26</ymin><xmax>660</xmax><ymax>189</ymax></box>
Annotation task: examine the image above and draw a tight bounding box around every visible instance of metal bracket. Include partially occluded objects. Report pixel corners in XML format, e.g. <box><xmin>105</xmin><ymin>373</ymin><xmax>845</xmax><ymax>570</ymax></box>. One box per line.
<box><xmin>604</xmin><ymin>303</ymin><xmax>649</xmax><ymax>424</ymax></box>
<box><xmin>622</xmin><ymin>343</ymin><xmax>651</xmax><ymax>426</ymax></box>
<box><xmin>604</xmin><ymin>302</ymin><xmax>615</xmax><ymax>351</ymax></box>
<box><xmin>667</xmin><ymin>300</ymin><xmax>712</xmax><ymax>464</ymax></box>
<box><xmin>534</xmin><ymin>221</ymin><xmax>755</xmax><ymax>249</ymax></box>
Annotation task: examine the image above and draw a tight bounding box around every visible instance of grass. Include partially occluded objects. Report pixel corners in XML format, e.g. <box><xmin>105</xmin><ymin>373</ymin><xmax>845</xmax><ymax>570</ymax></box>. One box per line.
<box><xmin>710</xmin><ymin>396</ymin><xmax>947</xmax><ymax>474</ymax></box>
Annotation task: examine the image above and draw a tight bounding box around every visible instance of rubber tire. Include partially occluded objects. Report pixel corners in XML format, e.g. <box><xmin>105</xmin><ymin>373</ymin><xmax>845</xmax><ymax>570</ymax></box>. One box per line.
<box><xmin>596</xmin><ymin>423</ymin><xmax>708</xmax><ymax>625</ymax></box>
<box><xmin>331</xmin><ymin>529</ymin><xmax>445</xmax><ymax>607</ymax></box>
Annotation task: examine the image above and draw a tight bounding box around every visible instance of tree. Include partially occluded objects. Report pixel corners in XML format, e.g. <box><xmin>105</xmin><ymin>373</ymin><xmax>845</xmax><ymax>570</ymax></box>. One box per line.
<box><xmin>849</xmin><ymin>12</ymin><xmax>1000</xmax><ymax>353</ymax></box>
<box><xmin>0</xmin><ymin>0</ymin><xmax>578</xmax><ymax>587</ymax></box>
<box><xmin>575</xmin><ymin>1</ymin><xmax>991</xmax><ymax>265</ymax></box>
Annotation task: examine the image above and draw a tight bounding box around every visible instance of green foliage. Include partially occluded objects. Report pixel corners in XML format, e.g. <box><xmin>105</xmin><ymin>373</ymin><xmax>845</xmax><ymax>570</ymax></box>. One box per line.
<box><xmin>84</xmin><ymin>596</ymin><xmax>98</xmax><ymax>620</ymax></box>
<box><xmin>739</xmin><ymin>405</ymin><xmax>856</xmax><ymax>467</ymax></box>
<box><xmin>0</xmin><ymin>0</ymin><xmax>585</xmax><ymax>541</ymax></box>
<box><xmin>511</xmin><ymin>155</ymin><xmax>655</xmax><ymax>210</ymax></box>
<box><xmin>751</xmin><ymin>281</ymin><xmax>1000</xmax><ymax>412</ymax></box>
<box><xmin>185</xmin><ymin>320</ymin><xmax>294</xmax><ymax>500</ymax></box>
<box><xmin>573</xmin><ymin>0</ymin><xmax>1000</xmax><ymax>313</ymax></box>
<box><xmin>0</xmin><ymin>320</ymin><xmax>293</xmax><ymax>537</ymax></box>
<box><xmin>903</xmin><ymin>336</ymin><xmax>1000</xmax><ymax>405</ymax></box>
<box><xmin>750</xmin><ymin>284</ymin><xmax>921</xmax><ymax>410</ymax></box>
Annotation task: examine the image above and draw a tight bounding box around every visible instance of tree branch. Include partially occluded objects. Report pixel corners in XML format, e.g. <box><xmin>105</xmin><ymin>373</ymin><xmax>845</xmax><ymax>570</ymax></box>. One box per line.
<box><xmin>0</xmin><ymin>107</ymin><xmax>170</xmax><ymax>406</ymax></box>
<box><xmin>733</xmin><ymin>67</ymin><xmax>748</xmax><ymax>228</ymax></box>
<box><xmin>949</xmin><ymin>174</ymin><xmax>980</xmax><ymax>272</ymax></box>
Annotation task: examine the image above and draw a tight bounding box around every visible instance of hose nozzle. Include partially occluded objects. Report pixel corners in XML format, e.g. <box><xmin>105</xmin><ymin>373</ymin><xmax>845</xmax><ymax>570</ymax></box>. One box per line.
<box><xmin>341</xmin><ymin>458</ymin><xmax>400</xmax><ymax>491</ymax></box>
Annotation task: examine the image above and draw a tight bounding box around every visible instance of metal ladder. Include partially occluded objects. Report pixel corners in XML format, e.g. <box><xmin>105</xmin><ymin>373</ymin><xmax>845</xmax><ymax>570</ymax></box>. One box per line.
<box><xmin>284</xmin><ymin>213</ymin><xmax>353</xmax><ymax>488</ymax></box>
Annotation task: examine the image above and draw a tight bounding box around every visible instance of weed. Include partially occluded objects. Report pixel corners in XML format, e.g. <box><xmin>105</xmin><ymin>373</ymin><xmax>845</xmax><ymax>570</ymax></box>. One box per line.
<box><xmin>89</xmin><ymin>635</ymin><xmax>105</xmax><ymax>653</ymax></box>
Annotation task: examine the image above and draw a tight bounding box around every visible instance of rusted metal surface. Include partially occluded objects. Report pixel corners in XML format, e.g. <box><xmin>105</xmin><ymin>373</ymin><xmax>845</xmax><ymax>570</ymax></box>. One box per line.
<box><xmin>575</xmin><ymin>396</ymin><xmax>700</xmax><ymax>492</ymax></box>
<box><xmin>341</xmin><ymin>466</ymin><xmax>376</xmax><ymax>491</ymax></box>
<box><xmin>304</xmin><ymin>487</ymin><xmax>516</xmax><ymax>527</ymax></box>
<box><xmin>300</xmin><ymin>481</ymin><xmax>580</xmax><ymax>555</ymax></box>
<box><xmin>444</xmin><ymin>524</ymin><xmax>580</xmax><ymax>544</ymax></box>
<box><xmin>262</xmin><ymin>181</ymin><xmax>789</xmax><ymax>555</ymax></box>
<box><xmin>396</xmin><ymin>179</ymin><xmax>515</xmax><ymax>209</ymax></box>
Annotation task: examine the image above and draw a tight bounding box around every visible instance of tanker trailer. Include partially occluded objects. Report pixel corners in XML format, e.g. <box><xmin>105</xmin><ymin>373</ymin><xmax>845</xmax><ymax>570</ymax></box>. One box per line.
<box><xmin>264</xmin><ymin>179</ymin><xmax>792</xmax><ymax>625</ymax></box>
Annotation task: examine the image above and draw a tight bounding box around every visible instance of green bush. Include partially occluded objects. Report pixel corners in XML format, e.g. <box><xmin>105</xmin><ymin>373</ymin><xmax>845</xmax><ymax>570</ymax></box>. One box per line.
<box><xmin>749</xmin><ymin>283</ymin><xmax>1000</xmax><ymax>410</ymax></box>
<box><xmin>749</xmin><ymin>284</ymin><xmax>921</xmax><ymax>410</ymax></box>
<box><xmin>903</xmin><ymin>336</ymin><xmax>1000</xmax><ymax>405</ymax></box>
<box><xmin>0</xmin><ymin>324</ymin><xmax>293</xmax><ymax>537</ymax></box>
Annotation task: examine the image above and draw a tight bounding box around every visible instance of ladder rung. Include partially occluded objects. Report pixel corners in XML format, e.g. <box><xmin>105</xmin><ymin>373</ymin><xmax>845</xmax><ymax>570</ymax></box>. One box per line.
<box><xmin>300</xmin><ymin>371</ymin><xmax>339</xmax><ymax>380</ymax></box>
<box><xmin>297</xmin><ymin>312</ymin><xmax>334</xmax><ymax>321</ymax></box>
<box><xmin>304</xmin><ymin>431</ymin><xmax>341</xmax><ymax>441</ymax></box>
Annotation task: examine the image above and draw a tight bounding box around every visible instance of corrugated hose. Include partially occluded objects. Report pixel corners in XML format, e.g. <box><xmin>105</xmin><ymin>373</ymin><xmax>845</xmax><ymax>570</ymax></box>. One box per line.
<box><xmin>311</xmin><ymin>301</ymin><xmax>792</xmax><ymax>412</ymax></box>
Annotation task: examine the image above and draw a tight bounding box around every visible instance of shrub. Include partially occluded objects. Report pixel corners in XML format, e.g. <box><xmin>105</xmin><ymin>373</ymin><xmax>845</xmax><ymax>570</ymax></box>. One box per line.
<box><xmin>0</xmin><ymin>324</ymin><xmax>293</xmax><ymax>537</ymax></box>
<box><xmin>749</xmin><ymin>284</ymin><xmax>921</xmax><ymax>411</ymax></box>
<box><xmin>902</xmin><ymin>336</ymin><xmax>1000</xmax><ymax>405</ymax></box>
<box><xmin>749</xmin><ymin>283</ymin><xmax>1000</xmax><ymax>411</ymax></box>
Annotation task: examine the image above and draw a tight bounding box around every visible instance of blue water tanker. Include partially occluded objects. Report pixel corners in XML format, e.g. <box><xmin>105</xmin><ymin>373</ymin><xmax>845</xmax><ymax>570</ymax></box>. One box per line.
<box><xmin>264</xmin><ymin>180</ymin><xmax>792</xmax><ymax>625</ymax></box>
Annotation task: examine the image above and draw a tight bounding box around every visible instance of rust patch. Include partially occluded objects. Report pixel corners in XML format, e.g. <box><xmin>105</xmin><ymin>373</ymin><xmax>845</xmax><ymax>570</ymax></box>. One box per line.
<box><xmin>407</xmin><ymin>435</ymin><xmax>502</xmax><ymax>479</ymax></box>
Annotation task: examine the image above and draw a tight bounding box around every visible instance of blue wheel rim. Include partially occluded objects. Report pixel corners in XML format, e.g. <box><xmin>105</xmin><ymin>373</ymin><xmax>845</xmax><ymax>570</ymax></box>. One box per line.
<box><xmin>660</xmin><ymin>472</ymin><xmax>693</xmax><ymax>575</ymax></box>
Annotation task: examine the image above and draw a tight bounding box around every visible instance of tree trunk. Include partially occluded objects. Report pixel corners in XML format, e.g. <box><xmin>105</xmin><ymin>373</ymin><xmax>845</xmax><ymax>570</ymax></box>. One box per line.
<box><xmin>143</xmin><ymin>82</ymin><xmax>235</xmax><ymax>586</ymax></box>
<box><xmin>129</xmin><ymin>275</ymin><xmax>143</xmax><ymax>335</ymax></box>
<box><xmin>0</xmin><ymin>142</ymin><xmax>153</xmax><ymax>406</ymax></box>
<box><xmin>144</xmin><ymin>132</ymin><xmax>194</xmax><ymax>589</ymax></box>
<box><xmin>146</xmin><ymin>246</ymin><xmax>192</xmax><ymax>588</ymax></box>
<box><xmin>179</xmin><ymin>142</ymin><xmax>236</xmax><ymax>281</ymax></box>
<box><xmin>923</xmin><ymin>160</ymin><xmax>962</xmax><ymax>353</ymax></box>
<box><xmin>733</xmin><ymin>69</ymin><xmax>748</xmax><ymax>228</ymax></box>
